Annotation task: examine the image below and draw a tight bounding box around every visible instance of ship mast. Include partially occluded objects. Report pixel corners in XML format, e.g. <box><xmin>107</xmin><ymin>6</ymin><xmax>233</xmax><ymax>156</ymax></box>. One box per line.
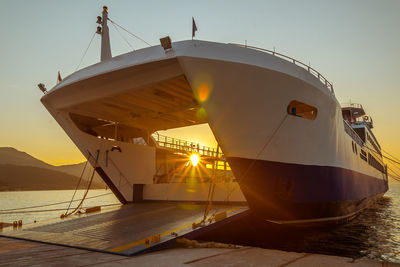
<box><xmin>96</xmin><ymin>6</ymin><xmax>112</xmax><ymax>61</ymax></box>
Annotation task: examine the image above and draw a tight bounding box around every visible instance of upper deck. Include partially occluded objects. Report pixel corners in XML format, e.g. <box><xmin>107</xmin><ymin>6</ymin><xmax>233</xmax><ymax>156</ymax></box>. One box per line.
<box><xmin>342</xmin><ymin>103</ymin><xmax>380</xmax><ymax>152</ymax></box>
<box><xmin>341</xmin><ymin>103</ymin><xmax>366</xmax><ymax>120</ymax></box>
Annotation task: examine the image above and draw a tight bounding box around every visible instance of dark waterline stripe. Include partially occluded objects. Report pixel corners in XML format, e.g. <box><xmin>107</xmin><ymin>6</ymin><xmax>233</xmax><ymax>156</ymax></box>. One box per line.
<box><xmin>227</xmin><ymin>157</ymin><xmax>388</xmax><ymax>221</ymax></box>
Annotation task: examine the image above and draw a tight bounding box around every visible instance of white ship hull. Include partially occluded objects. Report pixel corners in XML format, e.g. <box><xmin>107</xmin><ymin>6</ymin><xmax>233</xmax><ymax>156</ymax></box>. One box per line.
<box><xmin>41</xmin><ymin>40</ymin><xmax>387</xmax><ymax>223</ymax></box>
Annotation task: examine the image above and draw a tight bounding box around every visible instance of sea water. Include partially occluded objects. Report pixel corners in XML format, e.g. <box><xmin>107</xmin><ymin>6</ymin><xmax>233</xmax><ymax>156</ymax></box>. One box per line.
<box><xmin>0</xmin><ymin>189</ymin><xmax>119</xmax><ymax>225</ymax></box>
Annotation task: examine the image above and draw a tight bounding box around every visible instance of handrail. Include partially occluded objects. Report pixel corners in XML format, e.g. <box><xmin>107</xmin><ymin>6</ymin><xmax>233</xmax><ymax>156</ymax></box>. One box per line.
<box><xmin>343</xmin><ymin>120</ymin><xmax>364</xmax><ymax>147</ymax></box>
<box><xmin>90</xmin><ymin>149</ymin><xmax>133</xmax><ymax>190</ymax></box>
<box><xmin>353</xmin><ymin>121</ymin><xmax>381</xmax><ymax>151</ymax></box>
<box><xmin>341</xmin><ymin>103</ymin><xmax>363</xmax><ymax>109</ymax></box>
<box><xmin>230</xmin><ymin>43</ymin><xmax>334</xmax><ymax>95</ymax></box>
<box><xmin>152</xmin><ymin>133</ymin><xmax>225</xmax><ymax>159</ymax></box>
<box><xmin>89</xmin><ymin>149</ymin><xmax>133</xmax><ymax>196</ymax></box>
<box><xmin>107</xmin><ymin>156</ymin><xmax>133</xmax><ymax>189</ymax></box>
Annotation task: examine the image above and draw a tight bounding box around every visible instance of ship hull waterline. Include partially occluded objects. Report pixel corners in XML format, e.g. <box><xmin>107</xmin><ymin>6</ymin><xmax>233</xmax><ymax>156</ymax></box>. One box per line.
<box><xmin>228</xmin><ymin>157</ymin><xmax>387</xmax><ymax>225</ymax></box>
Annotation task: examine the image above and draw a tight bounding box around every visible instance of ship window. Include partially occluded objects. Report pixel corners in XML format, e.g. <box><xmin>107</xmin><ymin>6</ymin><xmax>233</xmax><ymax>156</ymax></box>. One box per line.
<box><xmin>287</xmin><ymin>100</ymin><xmax>317</xmax><ymax>120</ymax></box>
<box><xmin>360</xmin><ymin>149</ymin><xmax>367</xmax><ymax>162</ymax></box>
<box><xmin>368</xmin><ymin>152</ymin><xmax>385</xmax><ymax>173</ymax></box>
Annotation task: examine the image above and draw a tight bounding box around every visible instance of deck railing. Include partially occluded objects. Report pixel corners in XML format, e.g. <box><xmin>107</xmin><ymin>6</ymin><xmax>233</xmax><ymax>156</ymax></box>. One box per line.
<box><xmin>152</xmin><ymin>133</ymin><xmax>225</xmax><ymax>159</ymax></box>
<box><xmin>341</xmin><ymin>103</ymin><xmax>363</xmax><ymax>110</ymax></box>
<box><xmin>230</xmin><ymin>43</ymin><xmax>334</xmax><ymax>95</ymax></box>
<box><xmin>343</xmin><ymin>120</ymin><xmax>364</xmax><ymax>146</ymax></box>
<box><xmin>107</xmin><ymin>156</ymin><xmax>133</xmax><ymax>190</ymax></box>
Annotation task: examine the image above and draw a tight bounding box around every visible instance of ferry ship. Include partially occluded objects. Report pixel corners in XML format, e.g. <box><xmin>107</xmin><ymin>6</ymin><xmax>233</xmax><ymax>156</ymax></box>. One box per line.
<box><xmin>40</xmin><ymin>7</ymin><xmax>388</xmax><ymax>224</ymax></box>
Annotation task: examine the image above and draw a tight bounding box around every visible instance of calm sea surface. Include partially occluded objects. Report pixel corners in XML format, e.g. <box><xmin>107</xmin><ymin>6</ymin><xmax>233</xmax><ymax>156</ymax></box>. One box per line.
<box><xmin>0</xmin><ymin>189</ymin><xmax>120</xmax><ymax>225</ymax></box>
<box><xmin>0</xmin><ymin>185</ymin><xmax>399</xmax><ymax>263</ymax></box>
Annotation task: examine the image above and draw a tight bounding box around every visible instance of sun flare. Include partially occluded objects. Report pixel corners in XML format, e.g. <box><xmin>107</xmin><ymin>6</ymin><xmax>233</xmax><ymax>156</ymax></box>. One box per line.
<box><xmin>190</xmin><ymin>154</ymin><xmax>200</xmax><ymax>167</ymax></box>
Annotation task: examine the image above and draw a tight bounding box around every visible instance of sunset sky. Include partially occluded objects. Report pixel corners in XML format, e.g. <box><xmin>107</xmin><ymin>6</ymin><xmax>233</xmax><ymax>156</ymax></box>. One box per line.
<box><xmin>0</xmin><ymin>0</ymin><xmax>399</xmax><ymax>168</ymax></box>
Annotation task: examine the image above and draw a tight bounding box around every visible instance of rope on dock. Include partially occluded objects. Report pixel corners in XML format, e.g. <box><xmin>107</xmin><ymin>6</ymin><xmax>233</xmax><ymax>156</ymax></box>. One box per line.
<box><xmin>65</xmin><ymin>160</ymin><xmax>89</xmax><ymax>215</ymax></box>
<box><xmin>63</xmin><ymin>151</ymin><xmax>100</xmax><ymax>218</ymax></box>
<box><xmin>176</xmin><ymin>238</ymin><xmax>239</xmax><ymax>249</ymax></box>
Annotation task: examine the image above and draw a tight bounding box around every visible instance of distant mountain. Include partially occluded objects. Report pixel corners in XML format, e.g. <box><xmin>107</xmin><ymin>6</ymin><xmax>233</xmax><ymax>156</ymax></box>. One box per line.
<box><xmin>0</xmin><ymin>147</ymin><xmax>106</xmax><ymax>190</ymax></box>
<box><xmin>0</xmin><ymin>147</ymin><xmax>53</xmax><ymax>169</ymax></box>
<box><xmin>0</xmin><ymin>164</ymin><xmax>103</xmax><ymax>191</ymax></box>
<box><xmin>56</xmin><ymin>162</ymin><xmax>90</xmax><ymax>177</ymax></box>
<box><xmin>55</xmin><ymin>162</ymin><xmax>106</xmax><ymax>188</ymax></box>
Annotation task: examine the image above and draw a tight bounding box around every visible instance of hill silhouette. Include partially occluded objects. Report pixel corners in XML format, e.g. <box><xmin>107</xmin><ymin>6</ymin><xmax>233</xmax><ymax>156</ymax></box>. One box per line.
<box><xmin>0</xmin><ymin>147</ymin><xmax>53</xmax><ymax>169</ymax></box>
<box><xmin>0</xmin><ymin>147</ymin><xmax>106</xmax><ymax>191</ymax></box>
<box><xmin>0</xmin><ymin>164</ymin><xmax>102</xmax><ymax>191</ymax></box>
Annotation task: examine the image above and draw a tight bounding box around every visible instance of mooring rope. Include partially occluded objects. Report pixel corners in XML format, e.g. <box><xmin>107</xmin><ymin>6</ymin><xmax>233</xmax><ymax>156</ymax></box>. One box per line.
<box><xmin>64</xmin><ymin>160</ymin><xmax>89</xmax><ymax>215</ymax></box>
<box><xmin>382</xmin><ymin>148</ymin><xmax>400</xmax><ymax>163</ymax></box>
<box><xmin>358</xmin><ymin>141</ymin><xmax>400</xmax><ymax>181</ymax></box>
<box><xmin>238</xmin><ymin>114</ymin><xmax>289</xmax><ymax>182</ymax></box>
<box><xmin>387</xmin><ymin>166</ymin><xmax>400</xmax><ymax>182</ymax></box>
<box><xmin>362</xmin><ymin>144</ymin><xmax>400</xmax><ymax>166</ymax></box>
<box><xmin>63</xmin><ymin>151</ymin><xmax>100</xmax><ymax>218</ymax></box>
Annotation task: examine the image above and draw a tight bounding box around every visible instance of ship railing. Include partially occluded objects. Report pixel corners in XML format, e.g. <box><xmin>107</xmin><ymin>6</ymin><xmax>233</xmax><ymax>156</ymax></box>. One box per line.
<box><xmin>90</xmin><ymin>148</ymin><xmax>133</xmax><ymax>191</ymax></box>
<box><xmin>107</xmin><ymin>156</ymin><xmax>133</xmax><ymax>190</ymax></box>
<box><xmin>341</xmin><ymin>102</ymin><xmax>363</xmax><ymax>110</ymax></box>
<box><xmin>88</xmin><ymin>150</ymin><xmax>132</xmax><ymax>191</ymax></box>
<box><xmin>230</xmin><ymin>43</ymin><xmax>334</xmax><ymax>95</ymax></box>
<box><xmin>343</xmin><ymin>120</ymin><xmax>364</xmax><ymax>147</ymax></box>
<box><xmin>152</xmin><ymin>133</ymin><xmax>225</xmax><ymax>159</ymax></box>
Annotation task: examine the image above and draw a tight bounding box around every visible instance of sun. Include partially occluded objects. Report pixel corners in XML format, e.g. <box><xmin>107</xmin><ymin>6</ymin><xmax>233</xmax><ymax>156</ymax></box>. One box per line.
<box><xmin>190</xmin><ymin>154</ymin><xmax>200</xmax><ymax>167</ymax></box>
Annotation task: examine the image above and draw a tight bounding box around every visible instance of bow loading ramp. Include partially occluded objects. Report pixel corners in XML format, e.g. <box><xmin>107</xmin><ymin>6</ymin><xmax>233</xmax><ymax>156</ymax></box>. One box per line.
<box><xmin>0</xmin><ymin>202</ymin><xmax>248</xmax><ymax>256</ymax></box>
<box><xmin>0</xmin><ymin>135</ymin><xmax>248</xmax><ymax>256</ymax></box>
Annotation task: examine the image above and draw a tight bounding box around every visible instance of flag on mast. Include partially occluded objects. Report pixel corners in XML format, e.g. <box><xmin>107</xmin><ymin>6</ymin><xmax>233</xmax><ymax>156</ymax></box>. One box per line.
<box><xmin>57</xmin><ymin>71</ymin><xmax>62</xmax><ymax>84</ymax></box>
<box><xmin>192</xmin><ymin>17</ymin><xmax>197</xmax><ymax>39</ymax></box>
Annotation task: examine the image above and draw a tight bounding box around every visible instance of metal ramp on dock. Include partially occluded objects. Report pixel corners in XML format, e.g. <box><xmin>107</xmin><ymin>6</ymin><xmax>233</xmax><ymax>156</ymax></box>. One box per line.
<box><xmin>0</xmin><ymin>202</ymin><xmax>248</xmax><ymax>256</ymax></box>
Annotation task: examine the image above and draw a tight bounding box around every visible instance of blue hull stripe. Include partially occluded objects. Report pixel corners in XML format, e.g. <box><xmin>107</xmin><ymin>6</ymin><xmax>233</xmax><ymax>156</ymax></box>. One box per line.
<box><xmin>227</xmin><ymin>157</ymin><xmax>388</xmax><ymax>221</ymax></box>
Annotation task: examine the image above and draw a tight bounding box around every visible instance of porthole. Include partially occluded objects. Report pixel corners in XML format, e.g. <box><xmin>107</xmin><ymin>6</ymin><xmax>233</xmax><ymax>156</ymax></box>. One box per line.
<box><xmin>287</xmin><ymin>100</ymin><xmax>318</xmax><ymax>120</ymax></box>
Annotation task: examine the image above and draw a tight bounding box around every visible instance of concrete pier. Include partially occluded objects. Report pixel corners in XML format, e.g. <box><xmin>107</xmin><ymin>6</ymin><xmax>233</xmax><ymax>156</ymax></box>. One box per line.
<box><xmin>1</xmin><ymin>236</ymin><xmax>398</xmax><ymax>266</ymax></box>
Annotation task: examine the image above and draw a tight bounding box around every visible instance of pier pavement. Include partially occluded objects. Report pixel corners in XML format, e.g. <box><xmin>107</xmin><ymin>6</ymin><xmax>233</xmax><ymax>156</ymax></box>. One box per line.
<box><xmin>1</xmin><ymin>236</ymin><xmax>398</xmax><ymax>266</ymax></box>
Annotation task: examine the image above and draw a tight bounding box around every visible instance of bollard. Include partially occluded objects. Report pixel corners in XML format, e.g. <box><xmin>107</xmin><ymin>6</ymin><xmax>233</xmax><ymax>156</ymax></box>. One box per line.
<box><xmin>85</xmin><ymin>206</ymin><xmax>101</xmax><ymax>214</ymax></box>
